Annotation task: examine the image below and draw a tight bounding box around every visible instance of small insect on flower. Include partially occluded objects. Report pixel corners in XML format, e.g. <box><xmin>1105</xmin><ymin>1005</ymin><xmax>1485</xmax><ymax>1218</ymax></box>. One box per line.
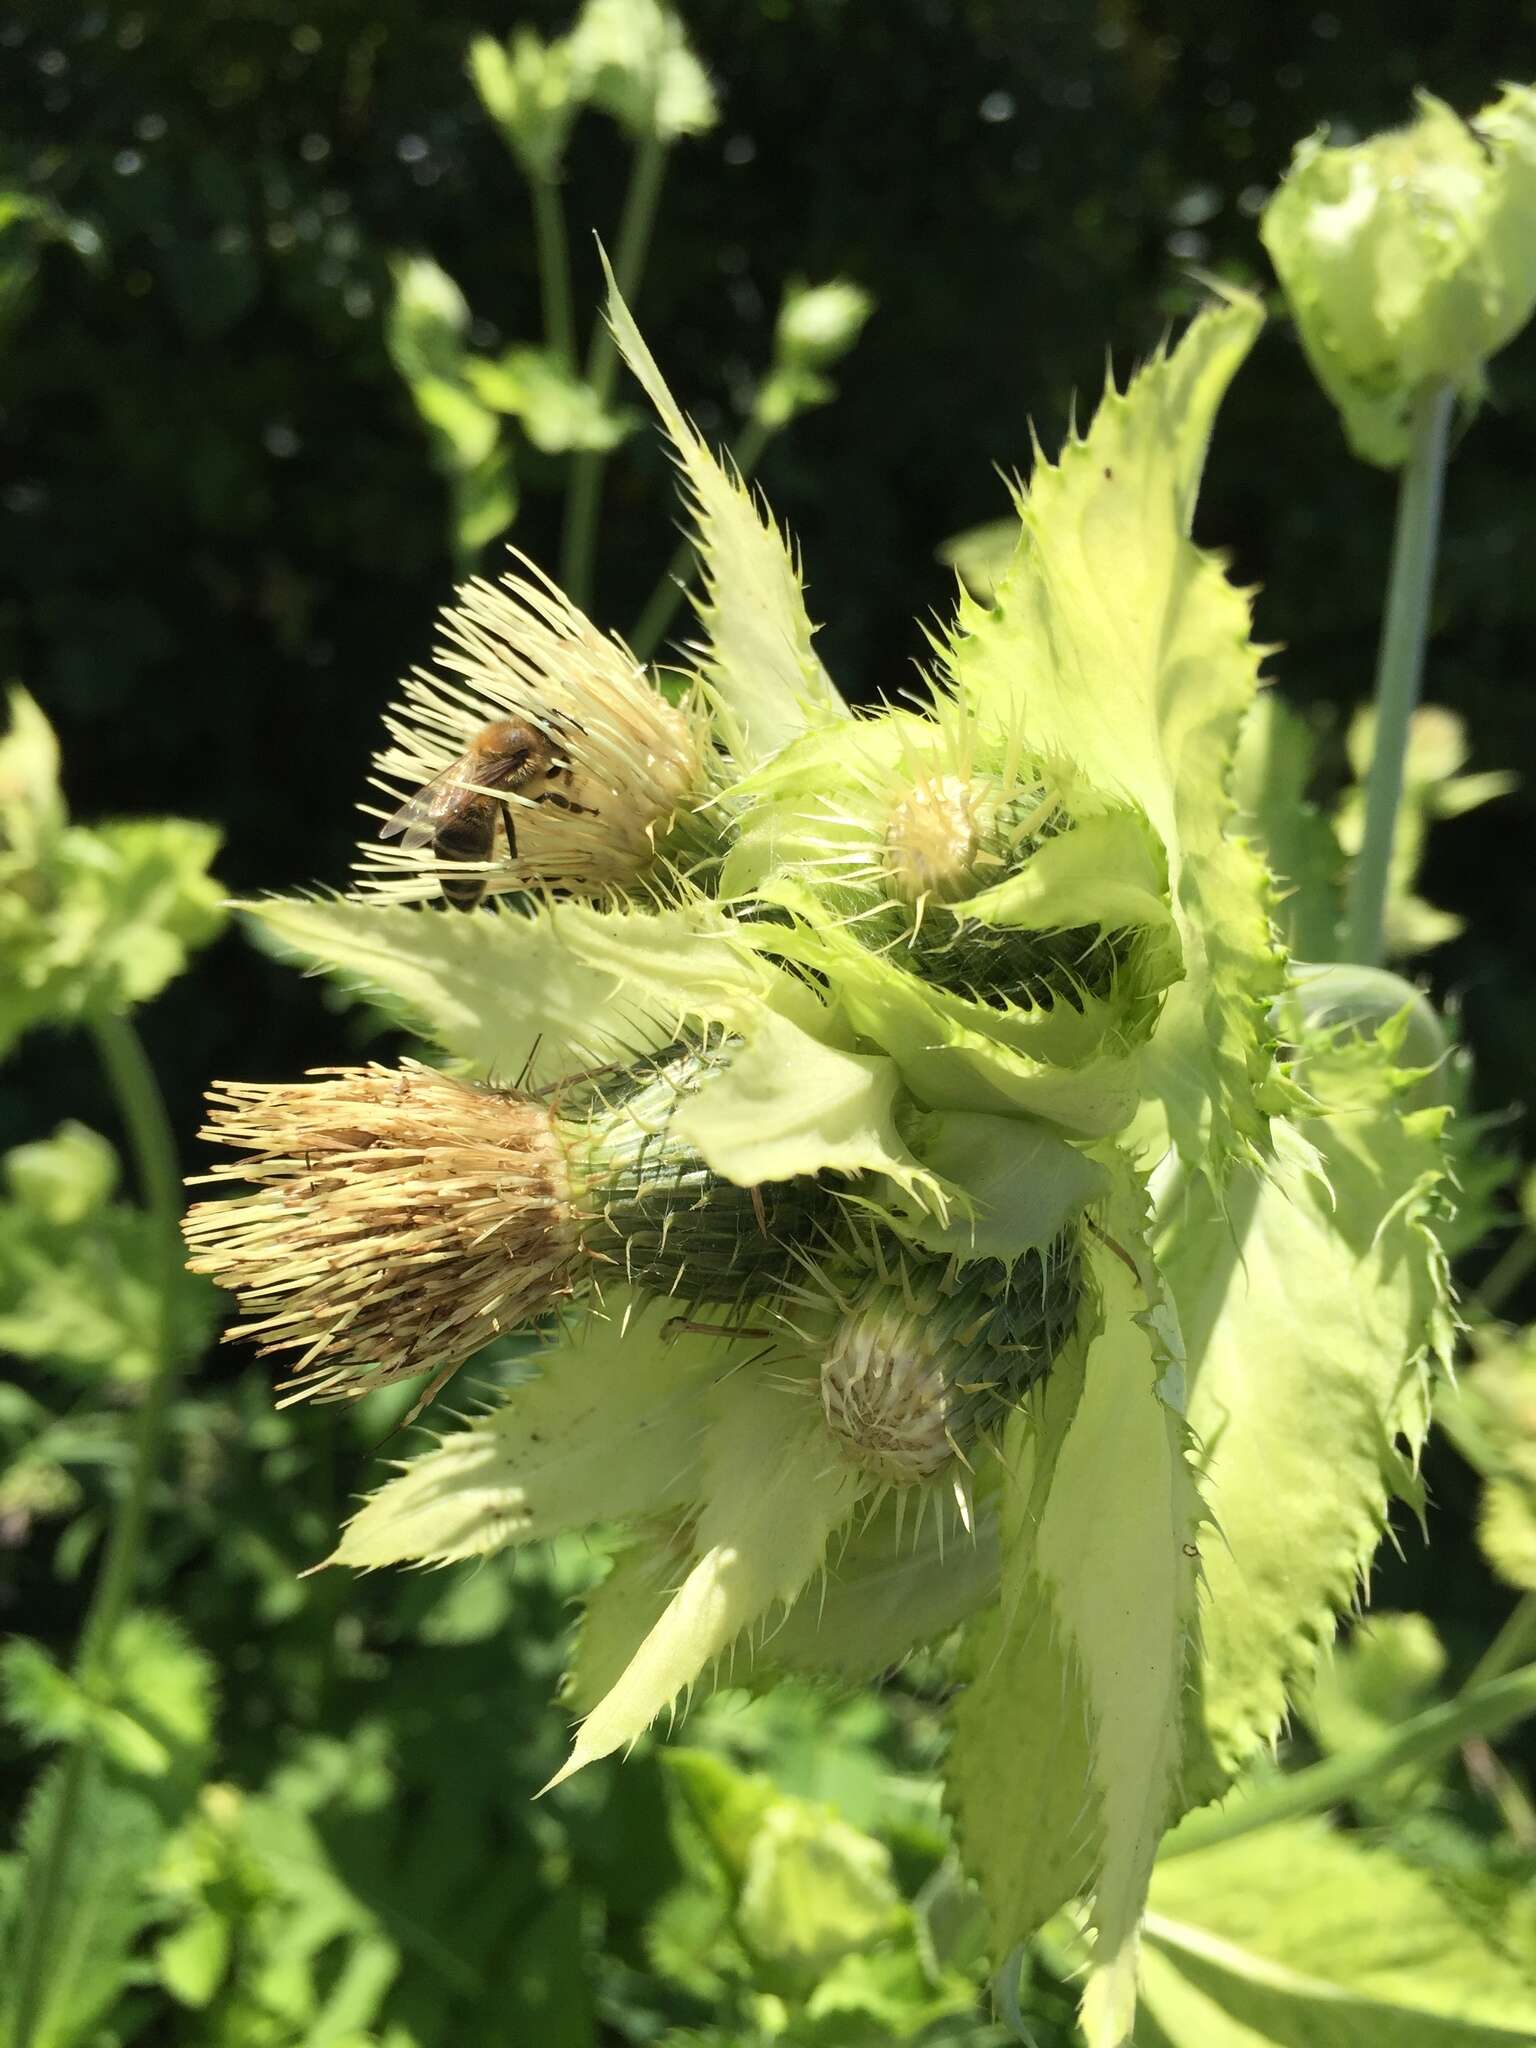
<box><xmin>358</xmin><ymin>556</ymin><xmax>714</xmax><ymax>908</ymax></box>
<box><xmin>378</xmin><ymin>716</ymin><xmax>582</xmax><ymax>912</ymax></box>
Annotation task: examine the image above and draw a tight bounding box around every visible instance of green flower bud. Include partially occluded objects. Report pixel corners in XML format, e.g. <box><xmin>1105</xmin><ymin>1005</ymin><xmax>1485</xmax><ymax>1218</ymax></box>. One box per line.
<box><xmin>1262</xmin><ymin>85</ymin><xmax>1536</xmax><ymax>466</ymax></box>
<box><xmin>816</xmin><ymin>1235</ymin><xmax>1082</xmax><ymax>1488</ymax></box>
<box><xmin>468</xmin><ymin>30</ymin><xmax>583</xmax><ymax>185</ymax></box>
<box><xmin>565</xmin><ymin>0</ymin><xmax>717</xmax><ymax>144</ymax></box>
<box><xmin>184</xmin><ymin>1042</ymin><xmax>840</xmax><ymax>1414</ymax></box>
<box><xmin>754</xmin><ymin>278</ymin><xmax>875</xmax><ymax>432</ymax></box>
<box><xmin>728</xmin><ymin>709</ymin><xmax>1179</xmax><ymax>1031</ymax></box>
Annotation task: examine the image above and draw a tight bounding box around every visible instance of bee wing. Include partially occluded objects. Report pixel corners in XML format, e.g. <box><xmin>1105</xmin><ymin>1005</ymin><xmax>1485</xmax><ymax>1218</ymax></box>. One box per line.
<box><xmin>377</xmin><ymin>757</ymin><xmax>473</xmax><ymax>850</ymax></box>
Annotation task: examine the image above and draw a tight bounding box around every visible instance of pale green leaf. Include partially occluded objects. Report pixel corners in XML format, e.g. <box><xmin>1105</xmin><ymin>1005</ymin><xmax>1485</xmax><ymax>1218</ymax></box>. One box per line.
<box><xmin>385</xmin><ymin>253</ymin><xmax>471</xmax><ymax>385</ymax></box>
<box><xmin>886</xmin><ymin>1109</ymin><xmax>1111</xmax><ymax>1262</ymax></box>
<box><xmin>546</xmin><ymin>1369</ymin><xmax>864</xmax><ymax>1786</ymax></box>
<box><xmin>1</xmin><ymin>798</ymin><xmax>224</xmax><ymax>1053</ymax></box>
<box><xmin>327</xmin><ymin>1297</ymin><xmax>728</xmax><ymax>1570</ymax></box>
<box><xmin>737</xmin><ymin>887</ymin><xmax>1147</xmax><ymax>1137</ymax></box>
<box><xmin>450</xmin><ymin>442</ymin><xmax>518</xmax><ymax>561</ymax></box>
<box><xmin>0</xmin><ymin>1123</ymin><xmax>218</xmax><ymax>1382</ymax></box>
<box><xmin>736</xmin><ymin>1799</ymin><xmax>904</xmax><ymax>1978</ymax></box>
<box><xmin>1166</xmin><ymin>1015</ymin><xmax>1454</xmax><ymax>1796</ymax></box>
<box><xmin>564</xmin><ymin>1524</ymin><xmax>693</xmax><ymax>1714</ymax></box>
<box><xmin>947</xmin><ymin>292</ymin><xmax>1292</xmax><ymax>1182</ymax></box>
<box><xmin>468</xmin><ymin>29</ymin><xmax>582</xmax><ymax>182</ymax></box>
<box><xmin>937</xmin><ymin>517</ymin><xmax>1018</xmax><ymax>605</ymax></box>
<box><xmin>242</xmin><ymin>894</ymin><xmax>769</xmax><ymax>1089</ymax></box>
<box><xmin>465</xmin><ymin>346</ymin><xmax>635</xmax><ymax>452</ymax></box>
<box><xmin>951</xmin><ymin>1166</ymin><xmax>1202</xmax><ymax>2046</ymax></box>
<box><xmin>605</xmin><ymin>259</ymin><xmax>846</xmax><ymax>762</ymax></box>
<box><xmin>0</xmin><ymin>682</ymin><xmax>63</xmax><ymax>843</ymax></box>
<box><xmin>765</xmin><ymin>1488</ymin><xmax>999</xmax><ymax>1683</ymax></box>
<box><xmin>671</xmin><ymin>1004</ymin><xmax>939</xmax><ymax>1202</ymax></box>
<box><xmin>1143</xmin><ymin>1818</ymin><xmax>1536</xmax><ymax>2044</ymax></box>
<box><xmin>1231</xmin><ymin>692</ymin><xmax>1343</xmax><ymax>961</ymax></box>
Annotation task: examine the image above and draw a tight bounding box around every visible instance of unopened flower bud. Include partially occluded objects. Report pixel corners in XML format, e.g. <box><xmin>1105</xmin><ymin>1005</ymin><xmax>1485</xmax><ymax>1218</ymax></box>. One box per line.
<box><xmin>817</xmin><ymin>1237</ymin><xmax>1082</xmax><ymax>1487</ymax></box>
<box><xmin>1262</xmin><ymin>84</ymin><xmax>1536</xmax><ymax>466</ymax></box>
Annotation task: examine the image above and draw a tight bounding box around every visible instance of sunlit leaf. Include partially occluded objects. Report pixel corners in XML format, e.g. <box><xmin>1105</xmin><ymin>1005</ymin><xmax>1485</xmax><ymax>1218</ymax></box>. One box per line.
<box><xmin>606</xmin><ymin>261</ymin><xmax>846</xmax><ymax>762</ymax></box>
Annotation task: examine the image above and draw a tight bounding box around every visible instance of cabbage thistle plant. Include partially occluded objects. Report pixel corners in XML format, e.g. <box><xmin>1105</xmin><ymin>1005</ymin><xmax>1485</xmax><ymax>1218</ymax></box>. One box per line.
<box><xmin>185</xmin><ymin>273</ymin><xmax>1452</xmax><ymax>2045</ymax></box>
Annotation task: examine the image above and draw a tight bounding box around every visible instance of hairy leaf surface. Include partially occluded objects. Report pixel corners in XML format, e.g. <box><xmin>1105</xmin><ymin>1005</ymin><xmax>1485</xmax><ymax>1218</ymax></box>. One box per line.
<box><xmin>945</xmin><ymin>294</ymin><xmax>1291</xmax><ymax>1180</ymax></box>
<box><xmin>1165</xmin><ymin>1016</ymin><xmax>1454</xmax><ymax>1796</ymax></box>
<box><xmin>547</xmin><ymin>1371</ymin><xmax>863</xmax><ymax>1786</ymax></box>
<box><xmin>327</xmin><ymin>1297</ymin><xmax>727</xmax><ymax>1570</ymax></box>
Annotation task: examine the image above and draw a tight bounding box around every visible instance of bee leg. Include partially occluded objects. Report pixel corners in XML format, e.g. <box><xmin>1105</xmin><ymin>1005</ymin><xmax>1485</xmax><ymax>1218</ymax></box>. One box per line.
<box><xmin>498</xmin><ymin>798</ymin><xmax>519</xmax><ymax>863</ymax></box>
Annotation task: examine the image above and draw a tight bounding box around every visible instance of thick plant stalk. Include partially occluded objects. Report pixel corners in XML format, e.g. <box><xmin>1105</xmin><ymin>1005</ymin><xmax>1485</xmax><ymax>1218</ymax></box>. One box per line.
<box><xmin>10</xmin><ymin>1015</ymin><xmax>186</xmax><ymax>2048</ymax></box>
<box><xmin>1159</xmin><ymin>1660</ymin><xmax>1536</xmax><ymax>1861</ymax></box>
<box><xmin>1343</xmin><ymin>381</ymin><xmax>1455</xmax><ymax>965</ymax></box>
<box><xmin>560</xmin><ymin>130</ymin><xmax>669</xmax><ymax>606</ymax></box>
<box><xmin>530</xmin><ymin>173</ymin><xmax>577</xmax><ymax>370</ymax></box>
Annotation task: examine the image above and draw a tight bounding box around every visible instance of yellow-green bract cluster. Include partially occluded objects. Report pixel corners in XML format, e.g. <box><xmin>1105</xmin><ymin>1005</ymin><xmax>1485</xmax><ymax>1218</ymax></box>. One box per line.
<box><xmin>191</xmin><ymin>275</ymin><xmax>1455</xmax><ymax>2047</ymax></box>
<box><xmin>1262</xmin><ymin>82</ymin><xmax>1536</xmax><ymax>466</ymax></box>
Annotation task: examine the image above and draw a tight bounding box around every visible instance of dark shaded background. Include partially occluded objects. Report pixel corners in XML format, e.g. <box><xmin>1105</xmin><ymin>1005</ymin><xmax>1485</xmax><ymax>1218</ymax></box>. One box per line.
<box><xmin>3</xmin><ymin>1</ymin><xmax>1535</xmax><ymax>1641</ymax></box>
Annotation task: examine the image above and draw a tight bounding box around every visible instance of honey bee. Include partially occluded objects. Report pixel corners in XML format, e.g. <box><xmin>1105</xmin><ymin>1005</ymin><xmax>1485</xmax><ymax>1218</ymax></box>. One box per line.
<box><xmin>378</xmin><ymin>718</ymin><xmax>591</xmax><ymax>910</ymax></box>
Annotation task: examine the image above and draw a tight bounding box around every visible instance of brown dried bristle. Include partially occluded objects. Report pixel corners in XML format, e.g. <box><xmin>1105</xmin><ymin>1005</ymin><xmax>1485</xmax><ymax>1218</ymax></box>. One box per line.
<box><xmin>183</xmin><ymin>1062</ymin><xmax>579</xmax><ymax>1409</ymax></box>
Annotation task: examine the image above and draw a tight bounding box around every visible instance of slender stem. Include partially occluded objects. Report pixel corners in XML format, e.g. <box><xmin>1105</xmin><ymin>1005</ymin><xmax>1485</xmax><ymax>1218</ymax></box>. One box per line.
<box><xmin>1343</xmin><ymin>381</ymin><xmax>1455</xmax><ymax>966</ymax></box>
<box><xmin>1158</xmin><ymin>1660</ymin><xmax>1536</xmax><ymax>1861</ymax></box>
<box><xmin>1468</xmin><ymin>1591</ymin><xmax>1536</xmax><ymax>1691</ymax></box>
<box><xmin>1474</xmin><ymin>1230</ymin><xmax>1536</xmax><ymax>1320</ymax></box>
<box><xmin>560</xmin><ymin>129</ymin><xmax>669</xmax><ymax>607</ymax></box>
<box><xmin>10</xmin><ymin>1013</ymin><xmax>186</xmax><ymax>2048</ymax></box>
<box><xmin>529</xmin><ymin>174</ymin><xmax>576</xmax><ymax>371</ymax></box>
<box><xmin>629</xmin><ymin>413</ymin><xmax>772</xmax><ymax>661</ymax></box>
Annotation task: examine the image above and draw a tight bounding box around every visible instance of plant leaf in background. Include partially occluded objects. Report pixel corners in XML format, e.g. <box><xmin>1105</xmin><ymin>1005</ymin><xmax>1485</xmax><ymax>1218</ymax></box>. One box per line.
<box><xmin>0</xmin><ymin>687</ymin><xmax>225</xmax><ymax>1055</ymax></box>
<box><xmin>1141</xmin><ymin>1819</ymin><xmax>1536</xmax><ymax>2046</ymax></box>
<box><xmin>385</xmin><ymin>254</ymin><xmax>517</xmax><ymax>564</ymax></box>
<box><xmin>1230</xmin><ymin>692</ymin><xmax>1344</xmax><ymax>961</ymax></box>
<box><xmin>0</xmin><ymin>1121</ymin><xmax>217</xmax><ymax>1383</ymax></box>
<box><xmin>468</xmin><ymin>26</ymin><xmax>585</xmax><ymax>184</ymax></box>
<box><xmin>1336</xmin><ymin>703</ymin><xmax>1517</xmax><ymax>958</ymax></box>
<box><xmin>465</xmin><ymin>344</ymin><xmax>636</xmax><ymax>452</ymax></box>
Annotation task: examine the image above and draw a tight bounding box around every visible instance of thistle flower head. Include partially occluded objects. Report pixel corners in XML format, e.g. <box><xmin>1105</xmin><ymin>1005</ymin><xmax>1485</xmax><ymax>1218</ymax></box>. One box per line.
<box><xmin>730</xmin><ymin>702</ymin><xmax>1169</xmax><ymax>1021</ymax></box>
<box><xmin>357</xmin><ymin>557</ymin><xmax>712</xmax><ymax>907</ymax></box>
<box><xmin>183</xmin><ymin>1062</ymin><xmax>578</xmax><ymax>1409</ymax></box>
<box><xmin>185</xmin><ymin>1039</ymin><xmax>848</xmax><ymax>1412</ymax></box>
<box><xmin>815</xmin><ymin>1234</ymin><xmax>1083</xmax><ymax>1488</ymax></box>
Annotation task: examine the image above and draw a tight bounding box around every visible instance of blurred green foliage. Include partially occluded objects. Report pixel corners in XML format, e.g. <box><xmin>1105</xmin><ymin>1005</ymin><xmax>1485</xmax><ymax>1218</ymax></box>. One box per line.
<box><xmin>3</xmin><ymin>4</ymin><xmax>1536</xmax><ymax>2043</ymax></box>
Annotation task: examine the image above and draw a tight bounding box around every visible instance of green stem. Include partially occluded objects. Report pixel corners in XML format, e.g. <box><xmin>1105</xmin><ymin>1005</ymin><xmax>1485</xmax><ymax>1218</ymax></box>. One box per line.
<box><xmin>1158</xmin><ymin>1659</ymin><xmax>1536</xmax><ymax>1861</ymax></box>
<box><xmin>560</xmin><ymin>129</ymin><xmax>669</xmax><ymax>607</ymax></box>
<box><xmin>1343</xmin><ymin>380</ymin><xmax>1455</xmax><ymax>966</ymax></box>
<box><xmin>1468</xmin><ymin>1591</ymin><xmax>1536</xmax><ymax>1691</ymax></box>
<box><xmin>629</xmin><ymin>413</ymin><xmax>772</xmax><ymax>661</ymax></box>
<box><xmin>529</xmin><ymin>173</ymin><xmax>576</xmax><ymax>371</ymax></box>
<box><xmin>10</xmin><ymin>1013</ymin><xmax>186</xmax><ymax>2048</ymax></box>
<box><xmin>1474</xmin><ymin>1229</ymin><xmax>1536</xmax><ymax>1320</ymax></box>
